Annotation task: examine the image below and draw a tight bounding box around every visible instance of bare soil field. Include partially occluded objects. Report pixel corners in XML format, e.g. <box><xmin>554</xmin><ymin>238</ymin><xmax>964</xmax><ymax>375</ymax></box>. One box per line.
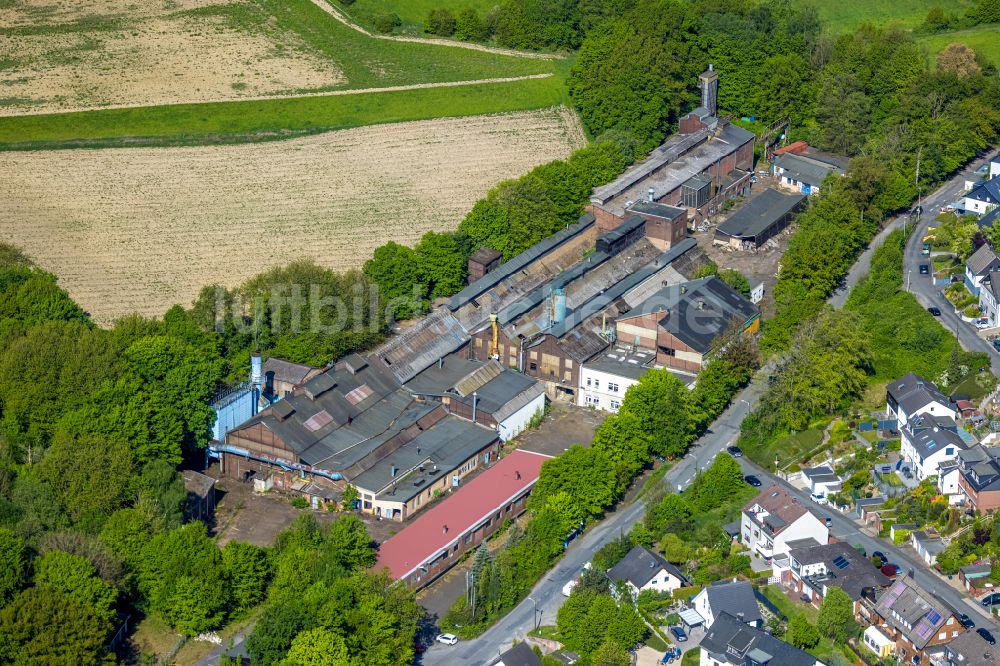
<box><xmin>0</xmin><ymin>106</ymin><xmax>586</xmax><ymax>324</ymax></box>
<box><xmin>0</xmin><ymin>0</ymin><xmax>344</xmax><ymax>115</ymax></box>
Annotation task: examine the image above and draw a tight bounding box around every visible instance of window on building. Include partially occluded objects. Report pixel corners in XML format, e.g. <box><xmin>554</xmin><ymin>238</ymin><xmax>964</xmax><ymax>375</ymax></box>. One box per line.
<box><xmin>586</xmin><ymin>378</ymin><xmax>592</xmax><ymax>387</ymax></box>
<box><xmin>609</xmin><ymin>382</ymin><xmax>619</xmax><ymax>393</ymax></box>
<box><xmin>610</xmin><ymin>400</ymin><xmax>621</xmax><ymax>410</ymax></box>
<box><xmin>594</xmin><ymin>380</ymin><xmax>600</xmax><ymax>390</ymax></box>
<box><xmin>659</xmin><ymin>346</ymin><xmax>676</xmax><ymax>357</ymax></box>
<box><xmin>530</xmin><ymin>362</ymin><xmax>537</xmax><ymax>371</ymax></box>
<box><xmin>946</xmin><ymin>447</ymin><xmax>954</xmax><ymax>456</ymax></box>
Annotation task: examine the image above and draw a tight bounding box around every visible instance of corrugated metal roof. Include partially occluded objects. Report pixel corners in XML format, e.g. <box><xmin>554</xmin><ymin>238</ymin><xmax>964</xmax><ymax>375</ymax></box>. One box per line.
<box><xmin>715</xmin><ymin>189</ymin><xmax>806</xmax><ymax>240</ymax></box>
<box><xmin>370</xmin><ymin>309</ymin><xmax>468</xmax><ymax>384</ymax></box>
<box><xmin>454</xmin><ymin>360</ymin><xmax>503</xmax><ymax>397</ymax></box>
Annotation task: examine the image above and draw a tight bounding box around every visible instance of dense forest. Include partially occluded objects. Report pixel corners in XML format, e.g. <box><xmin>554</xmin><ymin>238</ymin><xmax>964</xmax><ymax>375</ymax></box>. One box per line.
<box><xmin>3</xmin><ymin>0</ymin><xmax>1000</xmax><ymax>662</ymax></box>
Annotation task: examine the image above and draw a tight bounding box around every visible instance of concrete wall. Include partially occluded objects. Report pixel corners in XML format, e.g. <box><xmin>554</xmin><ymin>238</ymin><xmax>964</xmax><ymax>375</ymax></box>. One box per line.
<box><xmin>497</xmin><ymin>391</ymin><xmax>546</xmax><ymax>441</ymax></box>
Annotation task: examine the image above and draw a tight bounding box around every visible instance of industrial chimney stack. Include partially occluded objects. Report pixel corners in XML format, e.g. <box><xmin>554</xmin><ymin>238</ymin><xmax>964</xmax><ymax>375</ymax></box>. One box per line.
<box><xmin>699</xmin><ymin>63</ymin><xmax>718</xmax><ymax>116</ymax></box>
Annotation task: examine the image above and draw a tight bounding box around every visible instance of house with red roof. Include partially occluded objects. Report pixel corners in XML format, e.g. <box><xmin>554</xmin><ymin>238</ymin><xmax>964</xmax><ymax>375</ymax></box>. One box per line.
<box><xmin>375</xmin><ymin>449</ymin><xmax>550</xmax><ymax>588</ymax></box>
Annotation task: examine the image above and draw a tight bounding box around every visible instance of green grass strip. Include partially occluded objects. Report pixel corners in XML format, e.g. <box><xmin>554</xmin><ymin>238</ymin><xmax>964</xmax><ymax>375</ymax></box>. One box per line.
<box><xmin>0</xmin><ymin>77</ymin><xmax>568</xmax><ymax>151</ymax></box>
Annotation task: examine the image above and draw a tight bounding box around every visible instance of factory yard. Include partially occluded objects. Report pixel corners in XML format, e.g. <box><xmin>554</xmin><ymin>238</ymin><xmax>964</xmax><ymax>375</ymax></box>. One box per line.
<box><xmin>0</xmin><ymin>106</ymin><xmax>586</xmax><ymax>324</ymax></box>
<box><xmin>0</xmin><ymin>0</ymin><xmax>346</xmax><ymax>115</ymax></box>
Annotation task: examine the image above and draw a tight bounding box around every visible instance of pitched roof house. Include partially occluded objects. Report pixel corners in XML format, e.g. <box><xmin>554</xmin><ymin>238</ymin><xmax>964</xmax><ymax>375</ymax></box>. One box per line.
<box><xmin>692</xmin><ymin>580</ymin><xmax>763</xmax><ymax>628</ymax></box>
<box><xmin>607</xmin><ymin>546</ymin><xmax>688</xmax><ymax>596</ymax></box>
<box><xmin>857</xmin><ymin>577</ymin><xmax>965</xmax><ymax>666</ymax></box>
<box><xmin>900</xmin><ymin>422</ymin><xmax>967</xmax><ymax>482</ymax></box>
<box><xmin>965</xmin><ymin>244</ymin><xmax>1000</xmax><ymax>296</ymax></box>
<box><xmin>700</xmin><ymin>612</ymin><xmax>825</xmax><ymax>666</ymax></box>
<box><xmin>741</xmin><ymin>485</ymin><xmax>829</xmax><ymax>561</ymax></box>
<box><xmin>489</xmin><ymin>642</ymin><xmax>543</xmax><ymax>666</ymax></box>
<box><xmin>957</xmin><ymin>445</ymin><xmax>1000</xmax><ymax>514</ymax></box>
<box><xmin>963</xmin><ymin>175</ymin><xmax>1000</xmax><ymax>216</ymax></box>
<box><xmin>774</xmin><ymin>152</ymin><xmax>845</xmax><ymax>195</ymax></box>
<box><xmin>941</xmin><ymin>628</ymin><xmax>998</xmax><ymax>666</ymax></box>
<box><xmin>778</xmin><ymin>541</ymin><xmax>891</xmax><ymax>607</ymax></box>
<box><xmin>886</xmin><ymin>373</ymin><xmax>956</xmax><ymax>431</ymax></box>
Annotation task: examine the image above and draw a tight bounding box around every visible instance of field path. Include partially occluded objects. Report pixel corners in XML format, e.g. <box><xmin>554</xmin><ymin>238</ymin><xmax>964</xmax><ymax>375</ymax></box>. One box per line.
<box><xmin>0</xmin><ymin>73</ymin><xmax>555</xmax><ymax>118</ymax></box>
<box><xmin>309</xmin><ymin>0</ymin><xmax>563</xmax><ymax>59</ymax></box>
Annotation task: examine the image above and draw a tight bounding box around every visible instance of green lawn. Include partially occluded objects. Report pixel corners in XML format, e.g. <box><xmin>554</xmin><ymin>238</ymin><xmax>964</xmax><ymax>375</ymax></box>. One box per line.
<box><xmin>749</xmin><ymin>426</ymin><xmax>825</xmax><ymax>469</ymax></box>
<box><xmin>919</xmin><ymin>25</ymin><xmax>1000</xmax><ymax>68</ymax></box>
<box><xmin>0</xmin><ymin>76</ymin><xmax>568</xmax><ymax>149</ymax></box>
<box><xmin>341</xmin><ymin>0</ymin><xmax>501</xmax><ymax>34</ymax></box>
<box><xmin>808</xmin><ymin>0</ymin><xmax>976</xmax><ymax>34</ymax></box>
<box><xmin>208</xmin><ymin>0</ymin><xmax>556</xmax><ymax>88</ymax></box>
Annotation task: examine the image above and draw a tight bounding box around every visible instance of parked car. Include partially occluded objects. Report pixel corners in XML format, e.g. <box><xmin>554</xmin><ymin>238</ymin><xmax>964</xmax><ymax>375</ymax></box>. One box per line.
<box><xmin>958</xmin><ymin>614</ymin><xmax>976</xmax><ymax>629</ymax></box>
<box><xmin>993</xmin><ymin>338</ymin><xmax>1000</xmax><ymax>353</ymax></box>
<box><xmin>562</xmin><ymin>579</ymin><xmax>578</xmax><ymax>597</ymax></box>
<box><xmin>744</xmin><ymin>474</ymin><xmax>762</xmax><ymax>487</ymax></box>
<box><xmin>810</xmin><ymin>492</ymin><xmax>828</xmax><ymax>505</ymax></box>
<box><xmin>922</xmin><ymin>243</ymin><xmax>931</xmax><ymax>256</ymax></box>
<box><xmin>928</xmin><ymin>306</ymin><xmax>942</xmax><ymax>316</ymax></box>
<box><xmin>976</xmin><ymin>628</ymin><xmax>996</xmax><ymax>645</ymax></box>
<box><xmin>435</xmin><ymin>634</ymin><xmax>458</xmax><ymax>646</ymax></box>
<box><xmin>670</xmin><ymin>626</ymin><xmax>688</xmax><ymax>642</ymax></box>
<box><xmin>919</xmin><ymin>264</ymin><xmax>929</xmax><ymax>275</ymax></box>
<box><xmin>980</xmin><ymin>592</ymin><xmax>1000</xmax><ymax>607</ymax></box>
<box><xmin>977</xmin><ymin>319</ymin><xmax>991</xmax><ymax>329</ymax></box>
<box><xmin>823</xmin><ymin>516</ymin><xmax>833</xmax><ymax>527</ymax></box>
<box><xmin>726</xmin><ymin>445</ymin><xmax>743</xmax><ymax>457</ymax></box>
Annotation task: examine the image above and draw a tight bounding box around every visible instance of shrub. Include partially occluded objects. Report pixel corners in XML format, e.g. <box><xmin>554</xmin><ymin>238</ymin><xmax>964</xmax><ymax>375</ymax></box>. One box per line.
<box><xmin>374</xmin><ymin>13</ymin><xmax>401</xmax><ymax>34</ymax></box>
<box><xmin>425</xmin><ymin>8</ymin><xmax>456</xmax><ymax>36</ymax></box>
<box><xmin>290</xmin><ymin>497</ymin><xmax>308</xmax><ymax>510</ymax></box>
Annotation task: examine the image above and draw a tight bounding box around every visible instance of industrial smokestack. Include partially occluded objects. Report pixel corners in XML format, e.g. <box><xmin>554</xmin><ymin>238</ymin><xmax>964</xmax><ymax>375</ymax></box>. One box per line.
<box><xmin>699</xmin><ymin>63</ymin><xmax>719</xmax><ymax>116</ymax></box>
<box><xmin>251</xmin><ymin>353</ymin><xmax>262</xmax><ymax>387</ymax></box>
<box><xmin>472</xmin><ymin>391</ymin><xmax>478</xmax><ymax>423</ymax></box>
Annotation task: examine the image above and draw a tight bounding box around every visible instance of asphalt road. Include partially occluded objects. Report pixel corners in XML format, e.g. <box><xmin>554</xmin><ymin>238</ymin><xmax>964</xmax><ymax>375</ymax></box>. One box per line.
<box><xmin>737</xmin><ymin>457</ymin><xmax>1000</xmax><ymax>631</ymax></box>
<box><xmin>902</xmin><ymin>150</ymin><xmax>1000</xmax><ymax>376</ymax></box>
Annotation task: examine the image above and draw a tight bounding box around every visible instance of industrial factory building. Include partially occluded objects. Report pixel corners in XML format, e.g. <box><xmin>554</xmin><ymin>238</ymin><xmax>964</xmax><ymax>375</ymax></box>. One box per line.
<box><xmin>589</xmin><ymin>65</ymin><xmax>755</xmax><ymax>231</ymax></box>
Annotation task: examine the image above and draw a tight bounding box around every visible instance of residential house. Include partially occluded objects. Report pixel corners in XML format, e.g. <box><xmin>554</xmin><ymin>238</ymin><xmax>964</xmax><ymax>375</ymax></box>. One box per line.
<box><xmin>963</xmin><ymin>175</ymin><xmax>1000</xmax><ymax>216</ymax></box>
<box><xmin>886</xmin><ymin>373</ymin><xmax>957</xmax><ymax>432</ymax></box>
<box><xmin>900</xmin><ymin>416</ymin><xmax>967</xmax><ymax>481</ymax></box>
<box><xmin>911</xmin><ymin>530</ymin><xmax>946</xmax><ymax>566</ymax></box>
<box><xmin>606</xmin><ymin>546</ymin><xmax>688</xmax><ymax>597</ymax></box>
<box><xmin>223</xmin><ymin>356</ymin><xmax>502</xmax><ymax>522</ymax></box>
<box><xmin>589</xmin><ymin>66</ymin><xmax>754</xmax><ymax>230</ymax></box>
<box><xmin>940</xmin><ymin>628</ymin><xmax>998</xmax><ymax>666</ymax></box>
<box><xmin>489</xmin><ymin>642</ymin><xmax>542</xmax><ymax>666</ymax></box>
<box><xmin>958</xmin><ymin>562</ymin><xmax>994</xmax><ymax>597</ymax></box>
<box><xmin>615</xmin><ymin>276</ymin><xmax>760</xmax><ymax>375</ymax></box>
<box><xmin>713</xmin><ymin>188</ymin><xmax>806</xmax><ymax>250</ymax></box>
<box><xmin>376</xmin><ymin>449</ymin><xmax>549</xmax><ymax>588</ymax></box>
<box><xmin>699</xmin><ymin>612</ymin><xmax>825</xmax><ymax>666</ymax></box>
<box><xmin>773</xmin><ymin>152</ymin><xmax>845</xmax><ymax>195</ymax></box>
<box><xmin>856</xmin><ymin>577</ymin><xmax>965</xmax><ymax>666</ymax></box>
<box><xmin>741</xmin><ymin>485</ymin><xmax>829</xmax><ymax>561</ymax></box>
<box><xmin>937</xmin><ymin>461</ymin><xmax>963</xmax><ymax>503</ymax></box>
<box><xmin>404</xmin><ymin>354</ymin><xmax>546</xmax><ymax>442</ymax></box>
<box><xmin>692</xmin><ymin>580</ymin><xmax>763</xmax><ymax>629</ymax></box>
<box><xmin>978</xmin><ymin>270</ymin><xmax>1000</xmax><ymax>327</ymax></box>
<box><xmin>801</xmin><ymin>466</ymin><xmax>843</xmax><ymax>497</ymax></box>
<box><xmin>749</xmin><ymin>279</ymin><xmax>764</xmax><ymax>305</ymax></box>
<box><xmin>956</xmin><ymin>444</ymin><xmax>1000</xmax><ymax>514</ymax></box>
<box><xmin>776</xmin><ymin>541</ymin><xmax>891</xmax><ymax>609</ymax></box>
<box><xmin>965</xmin><ymin>245</ymin><xmax>1000</xmax><ymax>296</ymax></box>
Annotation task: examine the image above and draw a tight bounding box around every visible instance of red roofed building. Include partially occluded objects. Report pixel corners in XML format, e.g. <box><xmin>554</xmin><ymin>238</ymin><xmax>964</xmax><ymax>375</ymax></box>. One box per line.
<box><xmin>375</xmin><ymin>449</ymin><xmax>550</xmax><ymax>588</ymax></box>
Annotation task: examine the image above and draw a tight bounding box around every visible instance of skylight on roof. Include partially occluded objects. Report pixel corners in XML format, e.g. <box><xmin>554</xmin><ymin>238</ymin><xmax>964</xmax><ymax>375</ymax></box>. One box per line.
<box><xmin>833</xmin><ymin>555</ymin><xmax>850</xmax><ymax>570</ymax></box>
<box><xmin>344</xmin><ymin>384</ymin><xmax>373</xmax><ymax>405</ymax></box>
<box><xmin>303</xmin><ymin>410</ymin><xmax>333</xmax><ymax>432</ymax></box>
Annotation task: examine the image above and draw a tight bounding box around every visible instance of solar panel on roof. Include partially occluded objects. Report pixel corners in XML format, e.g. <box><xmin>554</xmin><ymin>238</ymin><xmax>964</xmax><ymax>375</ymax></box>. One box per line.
<box><xmin>833</xmin><ymin>555</ymin><xmax>850</xmax><ymax>570</ymax></box>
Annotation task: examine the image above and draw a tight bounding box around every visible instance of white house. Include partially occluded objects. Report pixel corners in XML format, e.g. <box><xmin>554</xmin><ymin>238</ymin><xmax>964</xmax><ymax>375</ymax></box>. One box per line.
<box><xmin>606</xmin><ymin>546</ymin><xmax>688</xmax><ymax>597</ymax></box>
<box><xmin>991</xmin><ymin>158</ymin><xmax>1000</xmax><ymax>179</ymax></box>
<box><xmin>936</xmin><ymin>462</ymin><xmax>963</xmax><ymax>503</ymax></box>
<box><xmin>963</xmin><ymin>175</ymin><xmax>1000</xmax><ymax>216</ymax></box>
<box><xmin>800</xmin><ymin>466</ymin><xmax>842</xmax><ymax>497</ymax></box>
<box><xmin>749</xmin><ymin>279</ymin><xmax>764</xmax><ymax>305</ymax></box>
<box><xmin>578</xmin><ymin>348</ymin><xmax>655</xmax><ymax>412</ymax></box>
<box><xmin>900</xmin><ymin>417</ymin><xmax>967</xmax><ymax>481</ymax></box>
<box><xmin>979</xmin><ymin>271</ymin><xmax>1000</xmax><ymax>327</ymax></box>
<box><xmin>692</xmin><ymin>580</ymin><xmax>763</xmax><ymax>629</ymax></box>
<box><xmin>965</xmin><ymin>244</ymin><xmax>1000</xmax><ymax>296</ymax></box>
<box><xmin>885</xmin><ymin>373</ymin><xmax>956</xmax><ymax>432</ymax></box>
<box><xmin>741</xmin><ymin>485</ymin><xmax>829</xmax><ymax>561</ymax></box>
